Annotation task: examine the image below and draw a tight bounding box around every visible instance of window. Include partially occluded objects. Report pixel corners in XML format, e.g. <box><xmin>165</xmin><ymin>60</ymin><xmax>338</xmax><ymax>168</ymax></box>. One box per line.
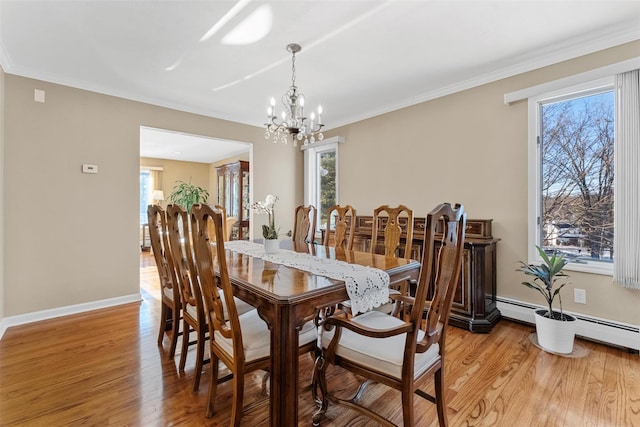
<box><xmin>529</xmin><ymin>78</ymin><xmax>615</xmax><ymax>274</ymax></box>
<box><xmin>302</xmin><ymin>136</ymin><xmax>344</xmax><ymax>232</ymax></box>
<box><xmin>140</xmin><ymin>169</ymin><xmax>152</xmax><ymax>225</ymax></box>
<box><xmin>140</xmin><ymin>166</ymin><xmax>163</xmax><ymax>225</ymax></box>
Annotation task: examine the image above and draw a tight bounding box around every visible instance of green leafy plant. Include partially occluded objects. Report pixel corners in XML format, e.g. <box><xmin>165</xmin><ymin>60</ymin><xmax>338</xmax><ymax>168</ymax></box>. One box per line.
<box><xmin>168</xmin><ymin>178</ymin><xmax>209</xmax><ymax>213</ymax></box>
<box><xmin>517</xmin><ymin>246</ymin><xmax>571</xmax><ymax>320</ymax></box>
<box><xmin>252</xmin><ymin>194</ymin><xmax>279</xmax><ymax>239</ymax></box>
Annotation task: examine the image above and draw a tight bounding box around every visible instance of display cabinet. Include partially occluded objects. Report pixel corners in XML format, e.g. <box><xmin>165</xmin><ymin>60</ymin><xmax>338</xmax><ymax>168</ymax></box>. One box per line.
<box><xmin>216</xmin><ymin>160</ymin><xmax>250</xmax><ymax>240</ymax></box>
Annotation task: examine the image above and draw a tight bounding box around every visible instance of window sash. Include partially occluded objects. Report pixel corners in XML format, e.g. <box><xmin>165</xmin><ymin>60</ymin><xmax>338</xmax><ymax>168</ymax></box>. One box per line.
<box><xmin>528</xmin><ymin>78</ymin><xmax>615</xmax><ymax>275</ymax></box>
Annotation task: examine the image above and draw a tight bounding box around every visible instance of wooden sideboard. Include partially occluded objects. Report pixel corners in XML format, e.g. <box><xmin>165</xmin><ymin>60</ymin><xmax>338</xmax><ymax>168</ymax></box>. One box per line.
<box><xmin>323</xmin><ymin>215</ymin><xmax>501</xmax><ymax>332</ymax></box>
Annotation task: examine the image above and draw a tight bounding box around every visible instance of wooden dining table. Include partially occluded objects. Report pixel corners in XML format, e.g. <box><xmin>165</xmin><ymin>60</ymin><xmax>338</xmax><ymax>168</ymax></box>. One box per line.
<box><xmin>220</xmin><ymin>240</ymin><xmax>421</xmax><ymax>427</ymax></box>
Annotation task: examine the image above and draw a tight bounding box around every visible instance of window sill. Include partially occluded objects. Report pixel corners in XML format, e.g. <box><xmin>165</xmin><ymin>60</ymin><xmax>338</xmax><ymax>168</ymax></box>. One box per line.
<box><xmin>562</xmin><ymin>261</ymin><xmax>613</xmax><ymax>277</ymax></box>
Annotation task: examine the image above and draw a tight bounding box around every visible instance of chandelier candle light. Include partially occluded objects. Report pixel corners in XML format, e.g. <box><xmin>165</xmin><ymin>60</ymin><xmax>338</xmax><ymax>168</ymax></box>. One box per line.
<box><xmin>264</xmin><ymin>43</ymin><xmax>324</xmax><ymax>147</ymax></box>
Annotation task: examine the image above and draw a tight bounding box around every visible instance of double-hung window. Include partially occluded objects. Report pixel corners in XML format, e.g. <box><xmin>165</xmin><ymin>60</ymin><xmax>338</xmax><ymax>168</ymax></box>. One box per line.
<box><xmin>529</xmin><ymin>78</ymin><xmax>615</xmax><ymax>275</ymax></box>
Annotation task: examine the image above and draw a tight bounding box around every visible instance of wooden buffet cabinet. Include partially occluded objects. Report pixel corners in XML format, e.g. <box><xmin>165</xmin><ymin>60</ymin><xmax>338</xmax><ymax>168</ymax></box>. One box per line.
<box><xmin>325</xmin><ymin>215</ymin><xmax>501</xmax><ymax>332</ymax></box>
<box><xmin>216</xmin><ymin>160</ymin><xmax>250</xmax><ymax>240</ymax></box>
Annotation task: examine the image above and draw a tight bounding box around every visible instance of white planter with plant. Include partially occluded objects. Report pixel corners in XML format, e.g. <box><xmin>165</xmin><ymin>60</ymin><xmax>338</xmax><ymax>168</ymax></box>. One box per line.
<box><xmin>252</xmin><ymin>194</ymin><xmax>280</xmax><ymax>253</ymax></box>
<box><xmin>518</xmin><ymin>246</ymin><xmax>576</xmax><ymax>354</ymax></box>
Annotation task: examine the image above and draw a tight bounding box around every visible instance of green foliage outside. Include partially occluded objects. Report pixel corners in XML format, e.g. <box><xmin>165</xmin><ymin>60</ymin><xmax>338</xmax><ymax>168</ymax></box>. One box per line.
<box><xmin>319</xmin><ymin>150</ymin><xmax>336</xmax><ymax>229</ymax></box>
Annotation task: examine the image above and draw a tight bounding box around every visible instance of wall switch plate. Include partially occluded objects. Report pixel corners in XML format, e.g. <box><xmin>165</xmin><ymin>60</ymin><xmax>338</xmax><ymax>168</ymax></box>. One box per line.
<box><xmin>574</xmin><ymin>288</ymin><xmax>587</xmax><ymax>304</ymax></box>
<box><xmin>82</xmin><ymin>164</ymin><xmax>98</xmax><ymax>174</ymax></box>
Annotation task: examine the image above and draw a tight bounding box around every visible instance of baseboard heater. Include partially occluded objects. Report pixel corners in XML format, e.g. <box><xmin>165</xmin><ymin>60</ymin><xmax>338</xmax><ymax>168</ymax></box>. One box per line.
<box><xmin>496</xmin><ymin>296</ymin><xmax>640</xmax><ymax>352</ymax></box>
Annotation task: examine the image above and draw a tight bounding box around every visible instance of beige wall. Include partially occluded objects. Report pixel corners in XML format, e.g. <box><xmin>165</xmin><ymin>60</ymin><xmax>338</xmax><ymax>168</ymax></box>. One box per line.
<box><xmin>2</xmin><ymin>42</ymin><xmax>637</xmax><ymax>328</ymax></box>
<box><xmin>327</xmin><ymin>41</ymin><xmax>640</xmax><ymax>325</ymax></box>
<box><xmin>0</xmin><ymin>66</ymin><xmax>5</xmax><ymax>324</ymax></box>
<box><xmin>3</xmin><ymin>75</ymin><xmax>300</xmax><ymax>317</ymax></box>
<box><xmin>140</xmin><ymin>157</ymin><xmax>212</xmax><ymax>205</ymax></box>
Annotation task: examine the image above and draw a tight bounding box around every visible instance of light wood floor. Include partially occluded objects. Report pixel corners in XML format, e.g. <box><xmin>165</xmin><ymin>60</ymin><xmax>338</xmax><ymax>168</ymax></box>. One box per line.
<box><xmin>0</xmin><ymin>253</ymin><xmax>638</xmax><ymax>426</ymax></box>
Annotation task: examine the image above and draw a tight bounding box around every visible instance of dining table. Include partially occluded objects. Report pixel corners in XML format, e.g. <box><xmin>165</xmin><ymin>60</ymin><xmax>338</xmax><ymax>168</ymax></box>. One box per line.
<box><xmin>219</xmin><ymin>239</ymin><xmax>421</xmax><ymax>427</ymax></box>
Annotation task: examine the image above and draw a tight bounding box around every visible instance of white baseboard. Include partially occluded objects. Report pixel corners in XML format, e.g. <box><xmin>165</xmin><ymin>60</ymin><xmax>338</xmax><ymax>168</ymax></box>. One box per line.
<box><xmin>0</xmin><ymin>293</ymin><xmax>141</xmax><ymax>340</ymax></box>
<box><xmin>497</xmin><ymin>297</ymin><xmax>640</xmax><ymax>351</ymax></box>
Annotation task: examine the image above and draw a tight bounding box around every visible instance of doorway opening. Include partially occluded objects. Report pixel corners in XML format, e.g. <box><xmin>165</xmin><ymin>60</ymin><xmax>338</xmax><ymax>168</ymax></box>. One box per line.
<box><xmin>139</xmin><ymin>126</ymin><xmax>252</xmax><ymax>295</ymax></box>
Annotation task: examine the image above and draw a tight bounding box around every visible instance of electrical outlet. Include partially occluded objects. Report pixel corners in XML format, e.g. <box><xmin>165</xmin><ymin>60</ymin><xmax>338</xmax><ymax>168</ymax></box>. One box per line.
<box><xmin>574</xmin><ymin>288</ymin><xmax>586</xmax><ymax>304</ymax></box>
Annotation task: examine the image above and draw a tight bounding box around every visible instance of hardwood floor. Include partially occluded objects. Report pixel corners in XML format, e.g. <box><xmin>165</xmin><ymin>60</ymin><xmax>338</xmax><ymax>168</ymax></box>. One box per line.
<box><xmin>0</xmin><ymin>253</ymin><xmax>638</xmax><ymax>426</ymax></box>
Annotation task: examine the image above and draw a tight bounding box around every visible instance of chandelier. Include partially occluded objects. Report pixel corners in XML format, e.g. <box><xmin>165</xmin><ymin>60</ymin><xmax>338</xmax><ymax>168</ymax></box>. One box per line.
<box><xmin>264</xmin><ymin>43</ymin><xmax>324</xmax><ymax>147</ymax></box>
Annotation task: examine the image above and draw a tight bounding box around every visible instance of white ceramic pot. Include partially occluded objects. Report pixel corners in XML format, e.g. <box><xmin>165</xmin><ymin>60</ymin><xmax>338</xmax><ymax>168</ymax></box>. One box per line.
<box><xmin>263</xmin><ymin>239</ymin><xmax>280</xmax><ymax>254</ymax></box>
<box><xmin>534</xmin><ymin>309</ymin><xmax>577</xmax><ymax>354</ymax></box>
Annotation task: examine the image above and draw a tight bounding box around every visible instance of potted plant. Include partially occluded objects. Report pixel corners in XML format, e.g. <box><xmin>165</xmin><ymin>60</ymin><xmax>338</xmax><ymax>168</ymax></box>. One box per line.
<box><xmin>517</xmin><ymin>246</ymin><xmax>577</xmax><ymax>354</ymax></box>
<box><xmin>168</xmin><ymin>178</ymin><xmax>209</xmax><ymax>213</ymax></box>
<box><xmin>252</xmin><ymin>194</ymin><xmax>280</xmax><ymax>253</ymax></box>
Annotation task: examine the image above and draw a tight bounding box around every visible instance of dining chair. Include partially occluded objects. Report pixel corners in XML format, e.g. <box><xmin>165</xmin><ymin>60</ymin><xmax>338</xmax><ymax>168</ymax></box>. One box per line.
<box><xmin>147</xmin><ymin>204</ymin><xmax>181</xmax><ymax>359</ymax></box>
<box><xmin>190</xmin><ymin>204</ymin><xmax>318</xmax><ymax>424</ymax></box>
<box><xmin>312</xmin><ymin>203</ymin><xmax>466</xmax><ymax>427</ymax></box>
<box><xmin>323</xmin><ymin>204</ymin><xmax>356</xmax><ymax>250</ymax></box>
<box><xmin>167</xmin><ymin>204</ymin><xmax>254</xmax><ymax>391</ymax></box>
<box><xmin>165</xmin><ymin>204</ymin><xmax>209</xmax><ymax>391</ymax></box>
<box><xmin>372</xmin><ymin>204</ymin><xmax>415</xmax><ymax>317</ymax></box>
<box><xmin>371</xmin><ymin>204</ymin><xmax>414</xmax><ymax>259</ymax></box>
<box><xmin>292</xmin><ymin>204</ymin><xmax>317</xmax><ymax>244</ymax></box>
<box><xmin>214</xmin><ymin>204</ymin><xmax>236</xmax><ymax>241</ymax></box>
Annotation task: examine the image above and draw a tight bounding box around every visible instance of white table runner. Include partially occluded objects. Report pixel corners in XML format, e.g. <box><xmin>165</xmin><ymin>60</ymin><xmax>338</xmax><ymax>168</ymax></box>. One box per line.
<box><xmin>224</xmin><ymin>240</ymin><xmax>390</xmax><ymax>315</ymax></box>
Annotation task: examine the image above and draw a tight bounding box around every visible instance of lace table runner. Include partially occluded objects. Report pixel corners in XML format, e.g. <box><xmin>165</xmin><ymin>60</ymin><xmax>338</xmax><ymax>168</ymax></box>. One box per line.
<box><xmin>224</xmin><ymin>240</ymin><xmax>390</xmax><ymax>315</ymax></box>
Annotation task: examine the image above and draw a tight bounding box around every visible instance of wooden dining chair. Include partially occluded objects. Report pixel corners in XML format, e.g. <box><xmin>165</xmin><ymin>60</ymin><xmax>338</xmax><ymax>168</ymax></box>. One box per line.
<box><xmin>292</xmin><ymin>204</ymin><xmax>317</xmax><ymax>244</ymax></box>
<box><xmin>312</xmin><ymin>203</ymin><xmax>466</xmax><ymax>427</ymax></box>
<box><xmin>372</xmin><ymin>204</ymin><xmax>415</xmax><ymax>316</ymax></box>
<box><xmin>166</xmin><ymin>204</ymin><xmax>254</xmax><ymax>391</ymax></box>
<box><xmin>147</xmin><ymin>205</ymin><xmax>181</xmax><ymax>359</ymax></box>
<box><xmin>165</xmin><ymin>204</ymin><xmax>209</xmax><ymax>391</ymax></box>
<box><xmin>323</xmin><ymin>205</ymin><xmax>356</xmax><ymax>250</ymax></box>
<box><xmin>371</xmin><ymin>204</ymin><xmax>414</xmax><ymax>259</ymax></box>
<box><xmin>213</xmin><ymin>204</ymin><xmax>236</xmax><ymax>241</ymax></box>
<box><xmin>190</xmin><ymin>204</ymin><xmax>317</xmax><ymax>424</ymax></box>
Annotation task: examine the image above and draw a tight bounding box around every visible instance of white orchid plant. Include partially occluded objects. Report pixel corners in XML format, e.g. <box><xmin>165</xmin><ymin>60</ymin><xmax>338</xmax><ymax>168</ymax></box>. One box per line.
<box><xmin>252</xmin><ymin>194</ymin><xmax>279</xmax><ymax>240</ymax></box>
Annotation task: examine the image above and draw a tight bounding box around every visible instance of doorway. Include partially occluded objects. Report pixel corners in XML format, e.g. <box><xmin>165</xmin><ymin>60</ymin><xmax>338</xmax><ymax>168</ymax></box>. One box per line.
<box><xmin>138</xmin><ymin>126</ymin><xmax>252</xmax><ymax>288</ymax></box>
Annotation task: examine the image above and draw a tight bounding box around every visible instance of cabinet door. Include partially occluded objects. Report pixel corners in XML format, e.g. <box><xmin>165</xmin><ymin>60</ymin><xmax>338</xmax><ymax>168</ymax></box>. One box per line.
<box><xmin>231</xmin><ymin>167</ymin><xmax>240</xmax><ymax>218</ymax></box>
<box><xmin>241</xmin><ymin>169</ymin><xmax>250</xmax><ymax>221</ymax></box>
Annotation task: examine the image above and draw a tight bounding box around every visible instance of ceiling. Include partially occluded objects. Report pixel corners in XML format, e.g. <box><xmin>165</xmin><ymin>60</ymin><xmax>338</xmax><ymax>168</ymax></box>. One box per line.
<box><xmin>1</xmin><ymin>1</ymin><xmax>639</xmax><ymax>162</ymax></box>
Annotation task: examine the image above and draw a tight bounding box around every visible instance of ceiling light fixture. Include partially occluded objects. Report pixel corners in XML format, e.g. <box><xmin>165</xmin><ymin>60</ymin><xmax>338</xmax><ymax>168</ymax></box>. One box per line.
<box><xmin>264</xmin><ymin>43</ymin><xmax>323</xmax><ymax>147</ymax></box>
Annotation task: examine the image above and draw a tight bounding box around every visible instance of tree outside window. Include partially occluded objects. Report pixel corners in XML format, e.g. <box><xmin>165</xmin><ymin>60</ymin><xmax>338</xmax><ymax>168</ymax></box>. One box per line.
<box><xmin>318</xmin><ymin>150</ymin><xmax>336</xmax><ymax>229</ymax></box>
<box><xmin>540</xmin><ymin>90</ymin><xmax>614</xmax><ymax>263</ymax></box>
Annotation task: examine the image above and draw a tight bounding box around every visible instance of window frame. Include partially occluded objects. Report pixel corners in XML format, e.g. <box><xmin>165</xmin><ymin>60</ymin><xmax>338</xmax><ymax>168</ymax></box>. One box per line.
<box><xmin>302</xmin><ymin>136</ymin><xmax>344</xmax><ymax>233</ymax></box>
<box><xmin>527</xmin><ymin>76</ymin><xmax>614</xmax><ymax>275</ymax></box>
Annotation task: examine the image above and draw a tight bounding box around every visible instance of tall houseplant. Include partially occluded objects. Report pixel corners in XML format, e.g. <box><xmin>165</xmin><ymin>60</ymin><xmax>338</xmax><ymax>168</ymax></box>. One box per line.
<box><xmin>168</xmin><ymin>178</ymin><xmax>209</xmax><ymax>213</ymax></box>
<box><xmin>518</xmin><ymin>246</ymin><xmax>576</xmax><ymax>354</ymax></box>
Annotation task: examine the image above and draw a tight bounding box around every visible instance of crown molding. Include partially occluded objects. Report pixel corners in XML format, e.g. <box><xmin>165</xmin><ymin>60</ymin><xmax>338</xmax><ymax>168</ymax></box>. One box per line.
<box><xmin>326</xmin><ymin>25</ymin><xmax>640</xmax><ymax>131</ymax></box>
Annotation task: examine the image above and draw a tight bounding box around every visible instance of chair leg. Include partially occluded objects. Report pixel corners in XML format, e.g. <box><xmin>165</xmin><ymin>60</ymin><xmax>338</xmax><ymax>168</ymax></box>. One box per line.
<box><xmin>192</xmin><ymin>327</ymin><xmax>206</xmax><ymax>391</ymax></box>
<box><xmin>311</xmin><ymin>355</ymin><xmax>329</xmax><ymax>425</ymax></box>
<box><xmin>401</xmin><ymin>385</ymin><xmax>414</xmax><ymax>427</ymax></box>
<box><xmin>206</xmin><ymin>353</ymin><xmax>220</xmax><ymax>418</ymax></box>
<box><xmin>434</xmin><ymin>368</ymin><xmax>449</xmax><ymax>427</ymax></box>
<box><xmin>231</xmin><ymin>367</ymin><xmax>245</xmax><ymax>427</ymax></box>
<box><xmin>168</xmin><ymin>305</ymin><xmax>180</xmax><ymax>358</ymax></box>
<box><xmin>178</xmin><ymin>318</ymin><xmax>189</xmax><ymax>372</ymax></box>
<box><xmin>157</xmin><ymin>303</ymin><xmax>168</xmax><ymax>346</ymax></box>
